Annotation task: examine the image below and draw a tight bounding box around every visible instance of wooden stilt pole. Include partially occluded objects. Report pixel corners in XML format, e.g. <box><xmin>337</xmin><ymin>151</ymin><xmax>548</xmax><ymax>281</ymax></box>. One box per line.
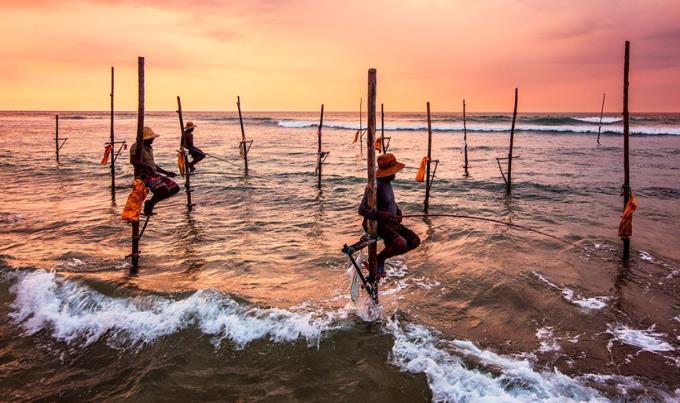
<box><xmin>507</xmin><ymin>88</ymin><xmax>518</xmax><ymax>195</ymax></box>
<box><xmin>622</xmin><ymin>41</ymin><xmax>631</xmax><ymax>259</ymax></box>
<box><xmin>177</xmin><ymin>96</ymin><xmax>193</xmax><ymax>210</ymax></box>
<box><xmin>55</xmin><ymin>115</ymin><xmax>60</xmax><ymax>162</ymax></box>
<box><xmin>110</xmin><ymin>67</ymin><xmax>116</xmax><ymax>194</ymax></box>
<box><xmin>317</xmin><ymin>104</ymin><xmax>325</xmax><ymax>189</ymax></box>
<box><xmin>380</xmin><ymin>103</ymin><xmax>385</xmax><ymax>153</ymax></box>
<box><xmin>597</xmin><ymin>93</ymin><xmax>606</xmax><ymax>145</ymax></box>
<box><xmin>359</xmin><ymin>98</ymin><xmax>364</xmax><ymax>155</ymax></box>
<box><xmin>131</xmin><ymin>56</ymin><xmax>145</xmax><ymax>273</ymax></box>
<box><xmin>237</xmin><ymin>96</ymin><xmax>249</xmax><ymax>175</ymax></box>
<box><xmin>424</xmin><ymin>102</ymin><xmax>433</xmax><ymax>213</ymax></box>
<box><xmin>463</xmin><ymin>99</ymin><xmax>469</xmax><ymax>176</ymax></box>
<box><xmin>366</xmin><ymin>69</ymin><xmax>378</xmax><ymax>278</ymax></box>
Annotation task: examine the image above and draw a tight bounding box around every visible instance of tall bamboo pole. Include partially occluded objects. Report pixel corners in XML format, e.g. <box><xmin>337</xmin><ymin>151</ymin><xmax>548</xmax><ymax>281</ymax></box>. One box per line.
<box><xmin>381</xmin><ymin>103</ymin><xmax>385</xmax><ymax>153</ymax></box>
<box><xmin>177</xmin><ymin>96</ymin><xmax>193</xmax><ymax>210</ymax></box>
<box><xmin>55</xmin><ymin>115</ymin><xmax>60</xmax><ymax>162</ymax></box>
<box><xmin>424</xmin><ymin>102</ymin><xmax>433</xmax><ymax>213</ymax></box>
<box><xmin>622</xmin><ymin>41</ymin><xmax>631</xmax><ymax>259</ymax></box>
<box><xmin>507</xmin><ymin>88</ymin><xmax>518</xmax><ymax>194</ymax></box>
<box><xmin>110</xmin><ymin>67</ymin><xmax>116</xmax><ymax>193</ymax></box>
<box><xmin>366</xmin><ymin>69</ymin><xmax>378</xmax><ymax>277</ymax></box>
<box><xmin>463</xmin><ymin>99</ymin><xmax>469</xmax><ymax>176</ymax></box>
<box><xmin>317</xmin><ymin>104</ymin><xmax>324</xmax><ymax>189</ymax></box>
<box><xmin>131</xmin><ymin>56</ymin><xmax>145</xmax><ymax>272</ymax></box>
<box><xmin>597</xmin><ymin>93</ymin><xmax>606</xmax><ymax>145</ymax></box>
<box><xmin>237</xmin><ymin>96</ymin><xmax>248</xmax><ymax>174</ymax></box>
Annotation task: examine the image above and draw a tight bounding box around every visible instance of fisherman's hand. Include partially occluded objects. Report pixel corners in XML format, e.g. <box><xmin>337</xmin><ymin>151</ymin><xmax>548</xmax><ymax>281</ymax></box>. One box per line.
<box><xmin>376</xmin><ymin>211</ymin><xmax>394</xmax><ymax>222</ymax></box>
<box><xmin>396</xmin><ymin>209</ymin><xmax>403</xmax><ymax>223</ymax></box>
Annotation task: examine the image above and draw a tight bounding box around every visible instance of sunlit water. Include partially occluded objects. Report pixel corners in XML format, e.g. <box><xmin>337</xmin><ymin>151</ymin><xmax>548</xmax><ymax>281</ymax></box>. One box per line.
<box><xmin>1</xmin><ymin>111</ymin><xmax>679</xmax><ymax>401</ymax></box>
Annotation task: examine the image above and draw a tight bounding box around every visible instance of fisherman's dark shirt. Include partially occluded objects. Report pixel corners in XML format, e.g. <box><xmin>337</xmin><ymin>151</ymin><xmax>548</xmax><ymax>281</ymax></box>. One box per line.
<box><xmin>130</xmin><ymin>142</ymin><xmax>157</xmax><ymax>179</ymax></box>
<box><xmin>358</xmin><ymin>178</ymin><xmax>398</xmax><ymax>219</ymax></box>
<box><xmin>184</xmin><ymin>131</ymin><xmax>195</xmax><ymax>149</ymax></box>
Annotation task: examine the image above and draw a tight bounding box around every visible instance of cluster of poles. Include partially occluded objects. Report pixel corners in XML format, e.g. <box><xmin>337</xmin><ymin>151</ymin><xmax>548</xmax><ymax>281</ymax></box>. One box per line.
<box><xmin>52</xmin><ymin>42</ymin><xmax>635</xmax><ymax>273</ymax></box>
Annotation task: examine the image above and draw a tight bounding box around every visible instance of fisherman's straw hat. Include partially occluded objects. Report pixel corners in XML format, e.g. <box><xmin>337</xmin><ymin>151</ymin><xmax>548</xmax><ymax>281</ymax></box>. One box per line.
<box><xmin>376</xmin><ymin>153</ymin><xmax>405</xmax><ymax>177</ymax></box>
<box><xmin>185</xmin><ymin>121</ymin><xmax>197</xmax><ymax>130</ymax></box>
<box><xmin>143</xmin><ymin>127</ymin><xmax>160</xmax><ymax>140</ymax></box>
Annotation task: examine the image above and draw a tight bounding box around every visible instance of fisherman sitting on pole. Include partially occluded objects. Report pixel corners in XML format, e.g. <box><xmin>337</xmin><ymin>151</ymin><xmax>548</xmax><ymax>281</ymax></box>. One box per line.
<box><xmin>358</xmin><ymin>153</ymin><xmax>420</xmax><ymax>283</ymax></box>
<box><xmin>183</xmin><ymin>121</ymin><xmax>205</xmax><ymax>172</ymax></box>
<box><xmin>130</xmin><ymin>127</ymin><xmax>180</xmax><ymax>216</ymax></box>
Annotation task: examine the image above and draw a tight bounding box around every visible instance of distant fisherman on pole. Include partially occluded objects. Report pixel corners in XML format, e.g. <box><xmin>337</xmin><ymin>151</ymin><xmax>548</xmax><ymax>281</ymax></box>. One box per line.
<box><xmin>183</xmin><ymin>121</ymin><xmax>205</xmax><ymax>172</ymax></box>
<box><xmin>358</xmin><ymin>153</ymin><xmax>420</xmax><ymax>283</ymax></box>
<box><xmin>130</xmin><ymin>127</ymin><xmax>180</xmax><ymax>216</ymax></box>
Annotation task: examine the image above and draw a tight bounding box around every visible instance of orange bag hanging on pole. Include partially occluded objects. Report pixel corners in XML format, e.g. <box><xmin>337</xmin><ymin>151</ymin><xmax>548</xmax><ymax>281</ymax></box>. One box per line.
<box><xmin>353</xmin><ymin>130</ymin><xmax>360</xmax><ymax>144</ymax></box>
<box><xmin>177</xmin><ymin>151</ymin><xmax>186</xmax><ymax>177</ymax></box>
<box><xmin>415</xmin><ymin>156</ymin><xmax>429</xmax><ymax>182</ymax></box>
<box><xmin>375</xmin><ymin>138</ymin><xmax>382</xmax><ymax>152</ymax></box>
<box><xmin>101</xmin><ymin>144</ymin><xmax>113</xmax><ymax>165</ymax></box>
<box><xmin>121</xmin><ymin>179</ymin><xmax>149</xmax><ymax>223</ymax></box>
<box><xmin>618</xmin><ymin>192</ymin><xmax>637</xmax><ymax>238</ymax></box>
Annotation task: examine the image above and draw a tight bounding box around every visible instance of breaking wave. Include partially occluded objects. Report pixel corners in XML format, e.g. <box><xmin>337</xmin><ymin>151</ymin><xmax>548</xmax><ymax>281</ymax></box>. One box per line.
<box><xmin>7</xmin><ymin>270</ymin><xmax>338</xmax><ymax>349</ymax></box>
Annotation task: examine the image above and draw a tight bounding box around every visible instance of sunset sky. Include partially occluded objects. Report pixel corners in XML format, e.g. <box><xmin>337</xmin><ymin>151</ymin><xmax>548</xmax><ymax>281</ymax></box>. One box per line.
<box><xmin>2</xmin><ymin>0</ymin><xmax>679</xmax><ymax>112</ymax></box>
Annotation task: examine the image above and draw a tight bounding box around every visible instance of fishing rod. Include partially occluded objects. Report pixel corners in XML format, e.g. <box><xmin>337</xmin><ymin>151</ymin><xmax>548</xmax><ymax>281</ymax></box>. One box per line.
<box><xmin>205</xmin><ymin>152</ymin><xmax>244</xmax><ymax>168</ymax></box>
<box><xmin>400</xmin><ymin>213</ymin><xmax>582</xmax><ymax>249</ymax></box>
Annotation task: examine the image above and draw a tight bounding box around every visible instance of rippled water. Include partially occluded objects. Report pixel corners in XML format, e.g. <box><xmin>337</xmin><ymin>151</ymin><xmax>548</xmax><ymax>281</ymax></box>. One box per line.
<box><xmin>1</xmin><ymin>111</ymin><xmax>679</xmax><ymax>401</ymax></box>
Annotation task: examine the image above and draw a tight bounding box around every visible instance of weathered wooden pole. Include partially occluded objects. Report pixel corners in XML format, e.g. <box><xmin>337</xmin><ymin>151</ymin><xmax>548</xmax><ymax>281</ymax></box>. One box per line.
<box><xmin>131</xmin><ymin>56</ymin><xmax>145</xmax><ymax>272</ymax></box>
<box><xmin>380</xmin><ymin>103</ymin><xmax>385</xmax><ymax>153</ymax></box>
<box><xmin>55</xmin><ymin>115</ymin><xmax>60</xmax><ymax>162</ymax></box>
<box><xmin>317</xmin><ymin>104</ymin><xmax>324</xmax><ymax>189</ymax></box>
<box><xmin>359</xmin><ymin>98</ymin><xmax>364</xmax><ymax>155</ymax></box>
<box><xmin>366</xmin><ymin>69</ymin><xmax>378</xmax><ymax>277</ymax></box>
<box><xmin>463</xmin><ymin>99</ymin><xmax>469</xmax><ymax>176</ymax></box>
<box><xmin>506</xmin><ymin>88</ymin><xmax>518</xmax><ymax>194</ymax></box>
<box><xmin>622</xmin><ymin>41</ymin><xmax>631</xmax><ymax>259</ymax></box>
<box><xmin>597</xmin><ymin>93</ymin><xmax>606</xmax><ymax>145</ymax></box>
<box><xmin>424</xmin><ymin>102</ymin><xmax>433</xmax><ymax>213</ymax></box>
<box><xmin>237</xmin><ymin>96</ymin><xmax>249</xmax><ymax>174</ymax></box>
<box><xmin>177</xmin><ymin>96</ymin><xmax>193</xmax><ymax>210</ymax></box>
<box><xmin>110</xmin><ymin>67</ymin><xmax>116</xmax><ymax>193</ymax></box>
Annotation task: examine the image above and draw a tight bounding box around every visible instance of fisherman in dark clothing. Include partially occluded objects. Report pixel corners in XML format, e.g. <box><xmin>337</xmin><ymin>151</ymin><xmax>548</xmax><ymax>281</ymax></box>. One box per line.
<box><xmin>359</xmin><ymin>153</ymin><xmax>420</xmax><ymax>283</ymax></box>
<box><xmin>130</xmin><ymin>127</ymin><xmax>179</xmax><ymax>216</ymax></box>
<box><xmin>183</xmin><ymin>121</ymin><xmax>205</xmax><ymax>172</ymax></box>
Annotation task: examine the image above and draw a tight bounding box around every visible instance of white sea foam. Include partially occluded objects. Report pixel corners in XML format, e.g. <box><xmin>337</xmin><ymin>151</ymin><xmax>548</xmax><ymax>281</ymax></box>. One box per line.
<box><xmin>606</xmin><ymin>324</ymin><xmax>674</xmax><ymax>353</ymax></box>
<box><xmin>532</xmin><ymin>272</ymin><xmax>609</xmax><ymax>310</ymax></box>
<box><xmin>572</xmin><ymin>117</ymin><xmax>623</xmax><ymax>124</ymax></box>
<box><xmin>386</xmin><ymin>318</ymin><xmax>606</xmax><ymax>402</ymax></box>
<box><xmin>536</xmin><ymin>327</ymin><xmax>561</xmax><ymax>353</ymax></box>
<box><xmin>8</xmin><ymin>270</ymin><xmax>336</xmax><ymax>349</ymax></box>
<box><xmin>277</xmin><ymin>120</ymin><xmax>680</xmax><ymax>136</ymax></box>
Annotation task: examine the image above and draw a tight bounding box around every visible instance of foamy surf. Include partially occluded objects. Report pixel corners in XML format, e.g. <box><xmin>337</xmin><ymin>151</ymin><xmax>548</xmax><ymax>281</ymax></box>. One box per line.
<box><xmin>7</xmin><ymin>270</ymin><xmax>337</xmax><ymax>349</ymax></box>
<box><xmin>386</xmin><ymin>318</ymin><xmax>606</xmax><ymax>402</ymax></box>
<box><xmin>532</xmin><ymin>272</ymin><xmax>609</xmax><ymax>310</ymax></box>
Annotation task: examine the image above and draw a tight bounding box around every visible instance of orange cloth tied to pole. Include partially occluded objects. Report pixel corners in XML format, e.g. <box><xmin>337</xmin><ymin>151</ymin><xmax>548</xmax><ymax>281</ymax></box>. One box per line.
<box><xmin>618</xmin><ymin>192</ymin><xmax>637</xmax><ymax>238</ymax></box>
<box><xmin>101</xmin><ymin>144</ymin><xmax>113</xmax><ymax>165</ymax></box>
<box><xmin>415</xmin><ymin>156</ymin><xmax>429</xmax><ymax>182</ymax></box>
<box><xmin>121</xmin><ymin>179</ymin><xmax>149</xmax><ymax>223</ymax></box>
<box><xmin>177</xmin><ymin>151</ymin><xmax>186</xmax><ymax>177</ymax></box>
<box><xmin>353</xmin><ymin>130</ymin><xmax>361</xmax><ymax>144</ymax></box>
<box><xmin>375</xmin><ymin>138</ymin><xmax>382</xmax><ymax>152</ymax></box>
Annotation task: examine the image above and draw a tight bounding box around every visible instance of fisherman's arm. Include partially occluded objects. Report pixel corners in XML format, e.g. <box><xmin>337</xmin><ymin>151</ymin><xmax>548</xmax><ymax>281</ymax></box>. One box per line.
<box><xmin>155</xmin><ymin>165</ymin><xmax>177</xmax><ymax>177</ymax></box>
<box><xmin>358</xmin><ymin>187</ymin><xmax>393</xmax><ymax>221</ymax></box>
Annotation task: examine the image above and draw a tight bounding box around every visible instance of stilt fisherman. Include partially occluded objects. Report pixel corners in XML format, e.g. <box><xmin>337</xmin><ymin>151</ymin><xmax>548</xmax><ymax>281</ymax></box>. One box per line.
<box><xmin>130</xmin><ymin>127</ymin><xmax>180</xmax><ymax>216</ymax></box>
<box><xmin>358</xmin><ymin>153</ymin><xmax>420</xmax><ymax>283</ymax></box>
<box><xmin>183</xmin><ymin>121</ymin><xmax>205</xmax><ymax>172</ymax></box>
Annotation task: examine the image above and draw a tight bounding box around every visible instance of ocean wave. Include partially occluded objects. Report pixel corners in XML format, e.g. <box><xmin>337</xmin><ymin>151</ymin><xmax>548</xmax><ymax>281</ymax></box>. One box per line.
<box><xmin>532</xmin><ymin>272</ymin><xmax>609</xmax><ymax>310</ymax></box>
<box><xmin>7</xmin><ymin>270</ymin><xmax>337</xmax><ymax>349</ymax></box>
<box><xmin>276</xmin><ymin>120</ymin><xmax>680</xmax><ymax>136</ymax></box>
<box><xmin>606</xmin><ymin>324</ymin><xmax>675</xmax><ymax>353</ymax></box>
<box><xmin>387</xmin><ymin>318</ymin><xmax>606</xmax><ymax>402</ymax></box>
